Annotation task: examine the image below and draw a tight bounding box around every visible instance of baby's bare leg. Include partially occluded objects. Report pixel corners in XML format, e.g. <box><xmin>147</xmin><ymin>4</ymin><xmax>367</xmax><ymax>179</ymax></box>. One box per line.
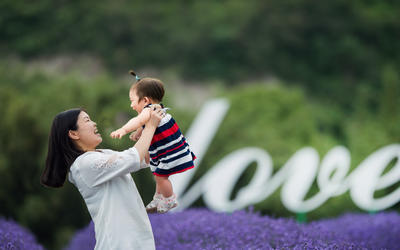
<box><xmin>155</xmin><ymin>180</ymin><xmax>161</xmax><ymax>194</ymax></box>
<box><xmin>155</xmin><ymin>175</ymin><xmax>173</xmax><ymax>197</ymax></box>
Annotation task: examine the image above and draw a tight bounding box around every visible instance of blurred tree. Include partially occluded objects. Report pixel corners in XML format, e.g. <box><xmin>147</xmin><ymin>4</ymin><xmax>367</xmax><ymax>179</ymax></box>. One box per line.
<box><xmin>1</xmin><ymin>0</ymin><xmax>399</xmax><ymax>110</ymax></box>
<box><xmin>379</xmin><ymin>64</ymin><xmax>400</xmax><ymax>139</ymax></box>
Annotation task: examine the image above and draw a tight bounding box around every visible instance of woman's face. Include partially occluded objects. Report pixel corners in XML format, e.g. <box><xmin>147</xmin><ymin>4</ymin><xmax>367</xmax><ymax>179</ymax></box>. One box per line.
<box><xmin>70</xmin><ymin>111</ymin><xmax>102</xmax><ymax>151</ymax></box>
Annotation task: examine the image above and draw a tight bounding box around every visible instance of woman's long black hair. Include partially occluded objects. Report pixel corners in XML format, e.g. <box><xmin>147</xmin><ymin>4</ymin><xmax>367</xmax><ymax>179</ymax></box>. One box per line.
<box><xmin>41</xmin><ymin>108</ymin><xmax>84</xmax><ymax>188</ymax></box>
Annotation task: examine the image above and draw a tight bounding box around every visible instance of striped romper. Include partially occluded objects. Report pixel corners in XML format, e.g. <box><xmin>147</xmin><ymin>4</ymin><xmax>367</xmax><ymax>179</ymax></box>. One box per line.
<box><xmin>147</xmin><ymin>109</ymin><xmax>196</xmax><ymax>177</ymax></box>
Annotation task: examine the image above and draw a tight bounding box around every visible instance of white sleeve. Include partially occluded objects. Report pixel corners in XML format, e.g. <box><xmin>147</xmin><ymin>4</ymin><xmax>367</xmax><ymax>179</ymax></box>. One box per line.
<box><xmin>140</xmin><ymin>160</ymin><xmax>150</xmax><ymax>169</ymax></box>
<box><xmin>78</xmin><ymin>147</ymin><xmax>143</xmax><ymax>188</ymax></box>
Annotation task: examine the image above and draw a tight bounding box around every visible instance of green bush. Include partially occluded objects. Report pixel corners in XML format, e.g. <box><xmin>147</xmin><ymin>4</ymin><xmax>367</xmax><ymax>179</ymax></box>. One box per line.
<box><xmin>193</xmin><ymin>82</ymin><xmax>399</xmax><ymax>220</ymax></box>
<box><xmin>0</xmin><ymin>64</ymin><xmax>137</xmax><ymax>249</ymax></box>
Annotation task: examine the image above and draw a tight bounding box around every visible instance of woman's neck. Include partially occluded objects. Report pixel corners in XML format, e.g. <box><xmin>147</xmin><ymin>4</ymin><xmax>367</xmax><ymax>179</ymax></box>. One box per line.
<box><xmin>75</xmin><ymin>141</ymin><xmax>96</xmax><ymax>152</ymax></box>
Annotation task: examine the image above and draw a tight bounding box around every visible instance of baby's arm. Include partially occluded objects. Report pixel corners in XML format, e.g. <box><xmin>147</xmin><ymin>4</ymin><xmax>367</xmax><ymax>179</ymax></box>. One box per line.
<box><xmin>110</xmin><ymin>109</ymin><xmax>151</xmax><ymax>139</ymax></box>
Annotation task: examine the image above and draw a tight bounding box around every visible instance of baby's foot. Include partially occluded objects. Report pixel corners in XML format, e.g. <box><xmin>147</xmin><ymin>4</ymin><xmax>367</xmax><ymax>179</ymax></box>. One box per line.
<box><xmin>157</xmin><ymin>194</ymin><xmax>178</xmax><ymax>213</ymax></box>
<box><xmin>146</xmin><ymin>193</ymin><xmax>162</xmax><ymax>213</ymax></box>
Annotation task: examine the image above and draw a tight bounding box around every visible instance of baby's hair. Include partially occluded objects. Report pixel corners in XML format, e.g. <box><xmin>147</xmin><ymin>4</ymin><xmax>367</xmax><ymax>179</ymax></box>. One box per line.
<box><xmin>129</xmin><ymin>70</ymin><xmax>164</xmax><ymax>102</ymax></box>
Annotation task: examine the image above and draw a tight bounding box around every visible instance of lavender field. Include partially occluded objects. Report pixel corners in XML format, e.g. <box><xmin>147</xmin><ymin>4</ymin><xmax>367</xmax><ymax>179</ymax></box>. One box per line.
<box><xmin>63</xmin><ymin>208</ymin><xmax>400</xmax><ymax>250</ymax></box>
<box><xmin>1</xmin><ymin>209</ymin><xmax>399</xmax><ymax>249</ymax></box>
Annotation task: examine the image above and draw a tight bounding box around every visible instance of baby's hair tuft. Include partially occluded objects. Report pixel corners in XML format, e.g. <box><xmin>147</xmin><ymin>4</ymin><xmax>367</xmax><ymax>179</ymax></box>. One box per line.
<box><xmin>129</xmin><ymin>70</ymin><xmax>137</xmax><ymax>77</ymax></box>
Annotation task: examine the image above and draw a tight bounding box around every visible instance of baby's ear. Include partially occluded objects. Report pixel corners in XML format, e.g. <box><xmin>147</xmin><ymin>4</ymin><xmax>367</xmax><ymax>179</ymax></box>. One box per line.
<box><xmin>143</xmin><ymin>97</ymin><xmax>151</xmax><ymax>104</ymax></box>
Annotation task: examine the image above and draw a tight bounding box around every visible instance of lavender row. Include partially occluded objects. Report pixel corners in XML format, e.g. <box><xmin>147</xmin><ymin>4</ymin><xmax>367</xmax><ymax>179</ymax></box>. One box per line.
<box><xmin>0</xmin><ymin>218</ymin><xmax>43</xmax><ymax>250</ymax></box>
<box><xmin>64</xmin><ymin>208</ymin><xmax>400</xmax><ymax>250</ymax></box>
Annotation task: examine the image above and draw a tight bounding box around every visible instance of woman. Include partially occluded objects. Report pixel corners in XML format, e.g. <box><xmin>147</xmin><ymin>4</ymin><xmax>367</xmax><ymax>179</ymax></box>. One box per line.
<box><xmin>41</xmin><ymin>107</ymin><xmax>163</xmax><ymax>250</ymax></box>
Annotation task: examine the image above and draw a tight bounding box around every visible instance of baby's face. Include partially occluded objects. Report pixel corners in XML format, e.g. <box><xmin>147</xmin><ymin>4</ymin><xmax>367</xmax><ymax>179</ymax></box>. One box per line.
<box><xmin>129</xmin><ymin>90</ymin><xmax>146</xmax><ymax>113</ymax></box>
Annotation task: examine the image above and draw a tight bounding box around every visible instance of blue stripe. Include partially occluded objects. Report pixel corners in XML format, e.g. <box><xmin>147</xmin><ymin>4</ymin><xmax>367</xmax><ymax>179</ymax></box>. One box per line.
<box><xmin>150</xmin><ymin>148</ymin><xmax>194</xmax><ymax>166</ymax></box>
<box><xmin>159</xmin><ymin>149</ymin><xmax>191</xmax><ymax>164</ymax></box>
<box><xmin>155</xmin><ymin>117</ymin><xmax>176</xmax><ymax>135</ymax></box>
<box><xmin>149</xmin><ymin>141</ymin><xmax>189</xmax><ymax>159</ymax></box>
<box><xmin>150</xmin><ymin>146</ymin><xmax>188</xmax><ymax>163</ymax></box>
<box><xmin>149</xmin><ymin>129</ymin><xmax>183</xmax><ymax>150</ymax></box>
<box><xmin>150</xmin><ymin>160</ymin><xmax>160</xmax><ymax>166</ymax></box>
<box><xmin>154</xmin><ymin>161</ymin><xmax>195</xmax><ymax>176</ymax></box>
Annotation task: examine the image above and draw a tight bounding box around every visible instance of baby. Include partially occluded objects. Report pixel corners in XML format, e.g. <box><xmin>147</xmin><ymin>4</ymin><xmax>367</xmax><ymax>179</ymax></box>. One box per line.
<box><xmin>111</xmin><ymin>71</ymin><xmax>196</xmax><ymax>213</ymax></box>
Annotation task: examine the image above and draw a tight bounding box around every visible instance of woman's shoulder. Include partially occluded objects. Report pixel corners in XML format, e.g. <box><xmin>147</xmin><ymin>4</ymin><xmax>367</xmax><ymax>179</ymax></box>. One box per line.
<box><xmin>71</xmin><ymin>150</ymin><xmax>109</xmax><ymax>169</ymax></box>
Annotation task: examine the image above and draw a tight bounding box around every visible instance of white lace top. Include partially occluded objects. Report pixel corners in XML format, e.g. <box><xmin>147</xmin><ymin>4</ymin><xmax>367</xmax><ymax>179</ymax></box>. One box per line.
<box><xmin>68</xmin><ymin>147</ymin><xmax>155</xmax><ymax>250</ymax></box>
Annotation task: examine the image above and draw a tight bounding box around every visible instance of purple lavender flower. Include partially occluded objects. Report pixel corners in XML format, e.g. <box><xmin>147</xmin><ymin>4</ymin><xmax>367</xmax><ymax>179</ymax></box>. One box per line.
<box><xmin>64</xmin><ymin>209</ymin><xmax>400</xmax><ymax>249</ymax></box>
<box><xmin>63</xmin><ymin>221</ymin><xmax>95</xmax><ymax>250</ymax></box>
<box><xmin>0</xmin><ymin>218</ymin><xmax>44</xmax><ymax>250</ymax></box>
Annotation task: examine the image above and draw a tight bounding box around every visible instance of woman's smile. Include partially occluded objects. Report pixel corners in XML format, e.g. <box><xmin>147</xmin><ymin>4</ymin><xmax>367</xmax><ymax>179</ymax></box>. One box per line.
<box><xmin>94</xmin><ymin>127</ymin><xmax>101</xmax><ymax>136</ymax></box>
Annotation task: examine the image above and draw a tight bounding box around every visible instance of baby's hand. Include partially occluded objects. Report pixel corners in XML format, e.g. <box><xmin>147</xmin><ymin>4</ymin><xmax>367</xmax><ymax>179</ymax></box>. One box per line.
<box><xmin>129</xmin><ymin>130</ymin><xmax>141</xmax><ymax>141</ymax></box>
<box><xmin>129</xmin><ymin>132</ymin><xmax>136</xmax><ymax>141</ymax></box>
<box><xmin>110</xmin><ymin>128</ymin><xmax>127</xmax><ymax>139</ymax></box>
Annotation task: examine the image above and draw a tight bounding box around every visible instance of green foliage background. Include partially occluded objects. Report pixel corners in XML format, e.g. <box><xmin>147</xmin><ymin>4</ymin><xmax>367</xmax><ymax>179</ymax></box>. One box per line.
<box><xmin>0</xmin><ymin>0</ymin><xmax>399</xmax><ymax>249</ymax></box>
<box><xmin>1</xmin><ymin>0</ymin><xmax>400</xmax><ymax>108</ymax></box>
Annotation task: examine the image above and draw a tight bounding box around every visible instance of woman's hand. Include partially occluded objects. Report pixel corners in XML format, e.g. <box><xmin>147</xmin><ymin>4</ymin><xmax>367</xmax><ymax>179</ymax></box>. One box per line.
<box><xmin>146</xmin><ymin>106</ymin><xmax>164</xmax><ymax>128</ymax></box>
<box><xmin>134</xmin><ymin>106</ymin><xmax>164</xmax><ymax>162</ymax></box>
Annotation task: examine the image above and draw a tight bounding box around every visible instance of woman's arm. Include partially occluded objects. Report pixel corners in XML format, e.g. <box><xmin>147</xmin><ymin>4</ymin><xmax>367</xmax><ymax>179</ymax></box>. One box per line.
<box><xmin>75</xmin><ymin>109</ymin><xmax>163</xmax><ymax>188</ymax></box>
<box><xmin>134</xmin><ymin>108</ymin><xmax>163</xmax><ymax>161</ymax></box>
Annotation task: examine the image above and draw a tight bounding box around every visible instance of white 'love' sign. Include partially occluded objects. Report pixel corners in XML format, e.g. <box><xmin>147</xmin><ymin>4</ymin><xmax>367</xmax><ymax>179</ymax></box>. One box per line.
<box><xmin>170</xmin><ymin>99</ymin><xmax>400</xmax><ymax>213</ymax></box>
